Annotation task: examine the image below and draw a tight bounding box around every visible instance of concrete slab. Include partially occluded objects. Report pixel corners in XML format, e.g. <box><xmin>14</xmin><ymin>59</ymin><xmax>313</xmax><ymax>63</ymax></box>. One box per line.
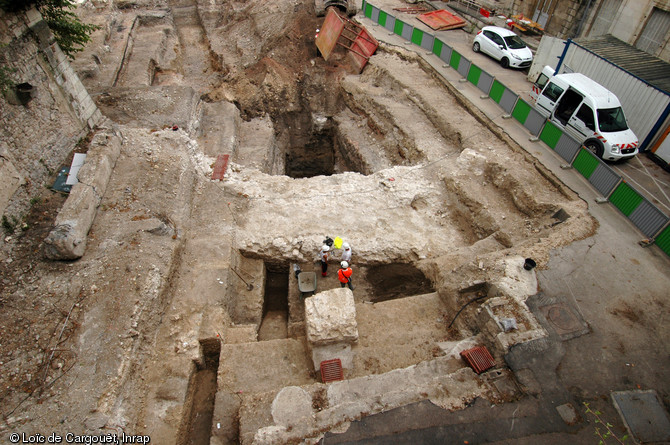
<box><xmin>612</xmin><ymin>390</ymin><xmax>670</xmax><ymax>443</ymax></box>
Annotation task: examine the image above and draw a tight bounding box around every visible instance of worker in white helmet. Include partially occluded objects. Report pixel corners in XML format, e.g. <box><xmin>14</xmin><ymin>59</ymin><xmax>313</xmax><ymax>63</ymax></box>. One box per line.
<box><xmin>319</xmin><ymin>244</ymin><xmax>330</xmax><ymax>277</ymax></box>
<box><xmin>341</xmin><ymin>242</ymin><xmax>352</xmax><ymax>263</ymax></box>
<box><xmin>338</xmin><ymin>261</ymin><xmax>354</xmax><ymax>290</ymax></box>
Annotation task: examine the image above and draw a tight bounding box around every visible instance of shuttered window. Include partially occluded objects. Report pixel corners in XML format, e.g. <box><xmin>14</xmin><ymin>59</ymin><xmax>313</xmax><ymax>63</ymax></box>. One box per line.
<box><xmin>636</xmin><ymin>7</ymin><xmax>670</xmax><ymax>56</ymax></box>
<box><xmin>589</xmin><ymin>0</ymin><xmax>623</xmax><ymax>37</ymax></box>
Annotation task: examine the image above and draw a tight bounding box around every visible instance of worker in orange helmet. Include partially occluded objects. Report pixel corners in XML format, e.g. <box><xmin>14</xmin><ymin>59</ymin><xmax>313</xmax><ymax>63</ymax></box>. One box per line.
<box><xmin>337</xmin><ymin>261</ymin><xmax>354</xmax><ymax>291</ymax></box>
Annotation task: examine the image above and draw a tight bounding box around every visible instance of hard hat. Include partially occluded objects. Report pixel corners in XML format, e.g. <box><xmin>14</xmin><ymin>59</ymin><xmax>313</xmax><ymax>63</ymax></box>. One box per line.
<box><xmin>343</xmin><ymin>242</ymin><xmax>350</xmax><ymax>250</ymax></box>
<box><xmin>322</xmin><ymin>245</ymin><xmax>330</xmax><ymax>252</ymax></box>
<box><xmin>341</xmin><ymin>261</ymin><xmax>349</xmax><ymax>268</ymax></box>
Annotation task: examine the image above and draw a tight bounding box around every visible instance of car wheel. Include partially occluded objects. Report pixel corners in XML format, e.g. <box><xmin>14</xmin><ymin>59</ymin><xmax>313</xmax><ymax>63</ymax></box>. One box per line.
<box><xmin>500</xmin><ymin>57</ymin><xmax>509</xmax><ymax>68</ymax></box>
<box><xmin>473</xmin><ymin>42</ymin><xmax>480</xmax><ymax>53</ymax></box>
<box><xmin>584</xmin><ymin>139</ymin><xmax>604</xmax><ymax>159</ymax></box>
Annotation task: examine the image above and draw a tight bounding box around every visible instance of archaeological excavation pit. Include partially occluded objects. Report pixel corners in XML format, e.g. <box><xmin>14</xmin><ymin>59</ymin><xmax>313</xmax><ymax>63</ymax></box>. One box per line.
<box><xmin>258</xmin><ymin>263</ymin><xmax>290</xmax><ymax>341</ymax></box>
<box><xmin>1</xmin><ymin>0</ymin><xmax>598</xmax><ymax>443</ymax></box>
<box><xmin>179</xmin><ymin>339</ymin><xmax>221</xmax><ymax>445</ymax></box>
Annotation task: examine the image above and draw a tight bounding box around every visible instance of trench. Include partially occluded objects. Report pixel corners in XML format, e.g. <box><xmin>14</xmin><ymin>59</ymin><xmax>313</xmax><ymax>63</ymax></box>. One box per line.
<box><xmin>180</xmin><ymin>339</ymin><xmax>221</xmax><ymax>445</ymax></box>
<box><xmin>363</xmin><ymin>263</ymin><xmax>435</xmax><ymax>303</ymax></box>
<box><xmin>258</xmin><ymin>263</ymin><xmax>289</xmax><ymax>341</ymax></box>
<box><xmin>277</xmin><ymin>110</ymin><xmax>364</xmax><ymax>178</ymax></box>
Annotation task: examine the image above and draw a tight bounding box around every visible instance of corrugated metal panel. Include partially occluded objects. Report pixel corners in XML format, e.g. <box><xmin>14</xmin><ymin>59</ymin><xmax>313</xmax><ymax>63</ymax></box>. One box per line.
<box><xmin>609</xmin><ymin>182</ymin><xmax>643</xmax><ymax>216</ymax></box>
<box><xmin>589</xmin><ymin>162</ymin><xmax>621</xmax><ymax>197</ymax></box>
<box><xmin>563</xmin><ymin>42</ymin><xmax>670</xmax><ymax>145</ymax></box>
<box><xmin>512</xmin><ymin>99</ymin><xmax>531</xmax><ymax>125</ymax></box>
<box><xmin>401</xmin><ymin>21</ymin><xmax>414</xmax><ymax>41</ymax></box>
<box><xmin>499</xmin><ymin>87</ymin><xmax>518</xmax><ymax>114</ymax></box>
<box><xmin>467</xmin><ymin>64</ymin><xmax>482</xmax><ymax>86</ymax></box>
<box><xmin>370</xmin><ymin>5</ymin><xmax>380</xmax><ymax>23</ymax></box>
<box><xmin>476</xmin><ymin>69</ymin><xmax>494</xmax><ymax>95</ymax></box>
<box><xmin>457</xmin><ymin>57</ymin><xmax>471</xmax><ymax>78</ymax></box>
<box><xmin>524</xmin><ymin>106</ymin><xmax>546</xmax><ymax>136</ymax></box>
<box><xmin>572</xmin><ymin>148</ymin><xmax>599</xmax><ymax>179</ymax></box>
<box><xmin>420</xmin><ymin>32</ymin><xmax>434</xmax><ymax>51</ymax></box>
<box><xmin>574</xmin><ymin>36</ymin><xmax>670</xmax><ymax>93</ymax></box>
<box><xmin>654</xmin><ymin>224</ymin><xmax>670</xmax><ymax>255</ymax></box>
<box><xmin>636</xmin><ymin>7</ymin><xmax>670</xmax><ymax>57</ymax></box>
<box><xmin>628</xmin><ymin>200</ymin><xmax>670</xmax><ymax>238</ymax></box>
<box><xmin>383</xmin><ymin>13</ymin><xmax>396</xmax><ymax>32</ymax></box>
<box><xmin>540</xmin><ymin>121</ymin><xmax>563</xmax><ymax>149</ymax></box>
<box><xmin>554</xmin><ymin>133</ymin><xmax>581</xmax><ymax>163</ymax></box>
<box><xmin>489</xmin><ymin>80</ymin><xmax>505</xmax><ymax>104</ymax></box>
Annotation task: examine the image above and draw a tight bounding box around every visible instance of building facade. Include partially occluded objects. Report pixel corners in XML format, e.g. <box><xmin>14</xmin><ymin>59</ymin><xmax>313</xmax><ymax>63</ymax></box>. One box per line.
<box><xmin>512</xmin><ymin>0</ymin><xmax>670</xmax><ymax>62</ymax></box>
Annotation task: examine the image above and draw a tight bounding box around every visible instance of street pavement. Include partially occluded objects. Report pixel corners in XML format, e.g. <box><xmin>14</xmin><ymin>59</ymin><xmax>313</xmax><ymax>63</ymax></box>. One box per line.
<box><xmin>321</xmin><ymin>6</ymin><xmax>670</xmax><ymax>444</ymax></box>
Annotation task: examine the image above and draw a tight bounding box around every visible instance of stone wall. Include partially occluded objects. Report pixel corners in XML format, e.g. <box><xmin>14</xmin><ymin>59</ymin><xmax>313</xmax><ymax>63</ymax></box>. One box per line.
<box><xmin>512</xmin><ymin>0</ymin><xmax>589</xmax><ymax>39</ymax></box>
<box><xmin>0</xmin><ymin>7</ymin><xmax>103</xmax><ymax>227</ymax></box>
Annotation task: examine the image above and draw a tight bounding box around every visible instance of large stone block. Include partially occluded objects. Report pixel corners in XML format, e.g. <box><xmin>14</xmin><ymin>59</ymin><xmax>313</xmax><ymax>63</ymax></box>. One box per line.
<box><xmin>304</xmin><ymin>288</ymin><xmax>358</xmax><ymax>346</ymax></box>
<box><xmin>311</xmin><ymin>343</ymin><xmax>353</xmax><ymax>371</ymax></box>
<box><xmin>43</xmin><ymin>183</ymin><xmax>98</xmax><ymax>259</ymax></box>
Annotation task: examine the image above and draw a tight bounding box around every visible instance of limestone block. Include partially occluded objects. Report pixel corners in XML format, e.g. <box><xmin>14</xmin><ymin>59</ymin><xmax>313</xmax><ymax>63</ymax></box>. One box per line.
<box><xmin>76</xmin><ymin>134</ymin><xmax>121</xmax><ymax>195</ymax></box>
<box><xmin>311</xmin><ymin>343</ymin><xmax>353</xmax><ymax>370</ymax></box>
<box><xmin>305</xmin><ymin>288</ymin><xmax>358</xmax><ymax>346</ymax></box>
<box><xmin>490</xmin><ymin>255</ymin><xmax>538</xmax><ymax>303</ymax></box>
<box><xmin>43</xmin><ymin>183</ymin><xmax>98</xmax><ymax>259</ymax></box>
<box><xmin>271</xmin><ymin>386</ymin><xmax>313</xmax><ymax>427</ymax></box>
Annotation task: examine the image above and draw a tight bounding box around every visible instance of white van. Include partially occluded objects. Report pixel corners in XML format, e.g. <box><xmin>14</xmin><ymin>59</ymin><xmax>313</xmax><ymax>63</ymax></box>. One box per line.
<box><xmin>530</xmin><ymin>66</ymin><xmax>638</xmax><ymax>161</ymax></box>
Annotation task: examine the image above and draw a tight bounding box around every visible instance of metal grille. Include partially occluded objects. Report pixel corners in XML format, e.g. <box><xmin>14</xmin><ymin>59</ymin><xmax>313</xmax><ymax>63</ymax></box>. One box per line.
<box><xmin>460</xmin><ymin>346</ymin><xmax>495</xmax><ymax>374</ymax></box>
<box><xmin>320</xmin><ymin>359</ymin><xmax>344</xmax><ymax>383</ymax></box>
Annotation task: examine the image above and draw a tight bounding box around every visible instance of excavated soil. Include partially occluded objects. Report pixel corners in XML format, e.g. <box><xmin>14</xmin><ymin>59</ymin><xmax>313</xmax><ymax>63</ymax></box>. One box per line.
<box><xmin>0</xmin><ymin>0</ymin><xmax>598</xmax><ymax>443</ymax></box>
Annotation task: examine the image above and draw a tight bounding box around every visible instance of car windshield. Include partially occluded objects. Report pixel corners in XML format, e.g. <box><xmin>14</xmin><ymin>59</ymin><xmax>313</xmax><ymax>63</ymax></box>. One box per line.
<box><xmin>597</xmin><ymin>107</ymin><xmax>629</xmax><ymax>132</ymax></box>
<box><xmin>503</xmin><ymin>35</ymin><xmax>527</xmax><ymax>49</ymax></box>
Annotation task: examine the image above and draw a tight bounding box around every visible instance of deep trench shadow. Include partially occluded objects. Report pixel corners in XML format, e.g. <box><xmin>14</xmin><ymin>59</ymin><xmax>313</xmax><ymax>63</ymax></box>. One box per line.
<box><xmin>363</xmin><ymin>263</ymin><xmax>434</xmax><ymax>303</ymax></box>
<box><xmin>180</xmin><ymin>339</ymin><xmax>220</xmax><ymax>445</ymax></box>
<box><xmin>258</xmin><ymin>265</ymin><xmax>289</xmax><ymax>340</ymax></box>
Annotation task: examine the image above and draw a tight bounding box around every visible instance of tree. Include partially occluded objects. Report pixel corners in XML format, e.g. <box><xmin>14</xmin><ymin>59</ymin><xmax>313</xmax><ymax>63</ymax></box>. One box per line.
<box><xmin>0</xmin><ymin>0</ymin><xmax>99</xmax><ymax>59</ymax></box>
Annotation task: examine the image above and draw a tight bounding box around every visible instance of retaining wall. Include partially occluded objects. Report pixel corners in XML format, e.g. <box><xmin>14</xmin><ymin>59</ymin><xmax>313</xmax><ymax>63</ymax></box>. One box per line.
<box><xmin>0</xmin><ymin>8</ymin><xmax>103</xmax><ymax>225</ymax></box>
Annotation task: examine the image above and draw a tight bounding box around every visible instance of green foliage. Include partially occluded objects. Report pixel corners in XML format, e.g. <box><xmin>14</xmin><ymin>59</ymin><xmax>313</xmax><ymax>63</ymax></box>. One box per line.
<box><xmin>39</xmin><ymin>0</ymin><xmax>101</xmax><ymax>58</ymax></box>
<box><xmin>0</xmin><ymin>0</ymin><xmax>100</xmax><ymax>59</ymax></box>
<box><xmin>2</xmin><ymin>215</ymin><xmax>18</xmax><ymax>234</ymax></box>
<box><xmin>584</xmin><ymin>402</ymin><xmax>629</xmax><ymax>444</ymax></box>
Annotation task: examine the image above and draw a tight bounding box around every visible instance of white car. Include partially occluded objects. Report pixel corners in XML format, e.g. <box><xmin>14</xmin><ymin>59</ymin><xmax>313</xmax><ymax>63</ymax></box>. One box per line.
<box><xmin>472</xmin><ymin>26</ymin><xmax>533</xmax><ymax>69</ymax></box>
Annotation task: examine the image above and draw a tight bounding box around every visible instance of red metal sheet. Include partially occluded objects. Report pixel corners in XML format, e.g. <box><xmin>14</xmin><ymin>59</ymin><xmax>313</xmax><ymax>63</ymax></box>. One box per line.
<box><xmin>315</xmin><ymin>8</ymin><xmax>345</xmax><ymax>61</ymax></box>
<box><xmin>211</xmin><ymin>154</ymin><xmax>229</xmax><ymax>181</ymax></box>
<box><xmin>320</xmin><ymin>358</ymin><xmax>344</xmax><ymax>383</ymax></box>
<box><xmin>417</xmin><ymin>9</ymin><xmax>466</xmax><ymax>31</ymax></box>
<box><xmin>460</xmin><ymin>346</ymin><xmax>495</xmax><ymax>374</ymax></box>
<box><xmin>348</xmin><ymin>27</ymin><xmax>378</xmax><ymax>73</ymax></box>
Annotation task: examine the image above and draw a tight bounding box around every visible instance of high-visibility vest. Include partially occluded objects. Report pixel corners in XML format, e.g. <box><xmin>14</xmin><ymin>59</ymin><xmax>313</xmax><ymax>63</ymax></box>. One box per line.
<box><xmin>337</xmin><ymin>268</ymin><xmax>352</xmax><ymax>283</ymax></box>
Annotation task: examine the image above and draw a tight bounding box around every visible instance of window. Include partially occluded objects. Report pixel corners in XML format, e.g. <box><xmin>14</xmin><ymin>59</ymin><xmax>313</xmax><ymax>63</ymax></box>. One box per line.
<box><xmin>575</xmin><ymin>104</ymin><xmax>595</xmax><ymax>131</ymax></box>
<box><xmin>542</xmin><ymin>82</ymin><xmax>564</xmax><ymax>102</ymax></box>
<box><xmin>636</xmin><ymin>7</ymin><xmax>670</xmax><ymax>57</ymax></box>
<box><xmin>503</xmin><ymin>35</ymin><xmax>527</xmax><ymax>49</ymax></box>
<box><xmin>597</xmin><ymin>107</ymin><xmax>629</xmax><ymax>132</ymax></box>
<box><xmin>485</xmin><ymin>31</ymin><xmax>504</xmax><ymax>46</ymax></box>
<box><xmin>535</xmin><ymin>73</ymin><xmax>550</xmax><ymax>90</ymax></box>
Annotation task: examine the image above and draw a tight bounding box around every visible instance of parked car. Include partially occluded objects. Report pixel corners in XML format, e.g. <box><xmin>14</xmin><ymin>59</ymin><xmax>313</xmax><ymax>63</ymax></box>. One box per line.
<box><xmin>530</xmin><ymin>66</ymin><xmax>638</xmax><ymax>161</ymax></box>
<box><xmin>472</xmin><ymin>26</ymin><xmax>533</xmax><ymax>69</ymax></box>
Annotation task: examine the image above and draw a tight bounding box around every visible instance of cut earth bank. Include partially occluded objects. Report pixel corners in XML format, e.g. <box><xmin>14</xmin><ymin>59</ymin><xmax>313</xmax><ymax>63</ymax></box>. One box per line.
<box><xmin>0</xmin><ymin>0</ymin><xmax>597</xmax><ymax>444</ymax></box>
